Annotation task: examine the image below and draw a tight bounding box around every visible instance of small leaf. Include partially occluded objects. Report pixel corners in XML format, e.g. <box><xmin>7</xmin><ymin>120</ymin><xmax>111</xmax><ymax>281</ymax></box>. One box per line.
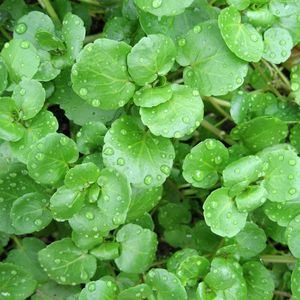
<box><xmin>140</xmin><ymin>84</ymin><xmax>204</xmax><ymax>138</ymax></box>
<box><xmin>103</xmin><ymin>116</ymin><xmax>175</xmax><ymax>188</ymax></box>
<box><xmin>71</xmin><ymin>39</ymin><xmax>135</xmax><ymax>110</ymax></box>
<box><xmin>90</xmin><ymin>242</ymin><xmax>120</xmax><ymax>261</ymax></box>
<box><xmin>115</xmin><ymin>224</ymin><xmax>157</xmax><ymax>273</ymax></box>
<box><xmin>71</xmin><ymin>231</ymin><xmax>102</xmax><ymax>251</ymax></box>
<box><xmin>118</xmin><ymin>283</ymin><xmax>152</xmax><ymax>300</ymax></box>
<box><xmin>12</xmin><ymin>78</ymin><xmax>45</xmax><ymax>120</ymax></box>
<box><xmin>204</xmin><ymin>187</ymin><xmax>247</xmax><ymax>237</ymax></box>
<box><xmin>0</xmin><ymin>262</ymin><xmax>37</xmax><ymax>300</ymax></box>
<box><xmin>127</xmin><ymin>34</ymin><xmax>176</xmax><ymax>86</ymax></box>
<box><xmin>145</xmin><ymin>268</ymin><xmax>188</xmax><ymax>300</ymax></box>
<box><xmin>10</xmin><ymin>192</ymin><xmax>52</xmax><ymax>234</ymax></box>
<box><xmin>218</xmin><ymin>6</ymin><xmax>263</xmax><ymax>62</ymax></box>
<box><xmin>79</xmin><ymin>279</ymin><xmax>118</xmax><ymax>300</ymax></box>
<box><xmin>27</xmin><ymin>133</ymin><xmax>79</xmax><ymax>185</ymax></box>
<box><xmin>183</xmin><ymin>139</ymin><xmax>229</xmax><ymax>189</ymax></box>
<box><xmin>38</xmin><ymin>238</ymin><xmax>97</xmax><ymax>285</ymax></box>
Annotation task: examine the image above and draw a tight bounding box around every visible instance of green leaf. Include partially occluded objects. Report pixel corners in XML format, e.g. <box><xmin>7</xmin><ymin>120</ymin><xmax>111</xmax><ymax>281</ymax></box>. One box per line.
<box><xmin>218</xmin><ymin>6</ymin><xmax>263</xmax><ymax>62</ymax></box>
<box><xmin>261</xmin><ymin>149</ymin><xmax>300</xmax><ymax>202</ymax></box>
<box><xmin>235</xmin><ymin>185</ymin><xmax>267</xmax><ymax>213</ymax></box>
<box><xmin>227</xmin><ymin>0</ymin><xmax>250</xmax><ymax>10</ymax></box>
<box><xmin>134</xmin><ymin>0</ymin><xmax>193</xmax><ymax>17</ymax></box>
<box><xmin>64</xmin><ymin>163</ymin><xmax>100</xmax><ymax>190</ymax></box>
<box><xmin>6</xmin><ymin>237</ymin><xmax>48</xmax><ymax>283</ymax></box>
<box><xmin>291</xmin><ymin>260</ymin><xmax>300</xmax><ymax>299</ymax></box>
<box><xmin>13</xmin><ymin>11</ymin><xmax>55</xmax><ymax>48</ymax></box>
<box><xmin>196</xmin><ymin>282</ymin><xmax>217</xmax><ymax>300</ymax></box>
<box><xmin>10</xmin><ymin>192</ymin><xmax>52</xmax><ymax>234</ymax></box>
<box><xmin>262</xmin><ymin>27</ymin><xmax>293</xmax><ymax>64</ymax></box>
<box><xmin>1</xmin><ymin>39</ymin><xmax>40</xmax><ymax>82</ymax></box>
<box><xmin>167</xmin><ymin>248</ymin><xmax>198</xmax><ymax>272</ymax></box>
<box><xmin>140</xmin><ymin>84</ymin><xmax>203</xmax><ymax>138</ymax></box>
<box><xmin>76</xmin><ymin>121</ymin><xmax>107</xmax><ymax>154</ymax></box>
<box><xmin>79</xmin><ymin>279</ymin><xmax>118</xmax><ymax>300</ymax></box>
<box><xmin>71</xmin><ymin>39</ymin><xmax>135</xmax><ymax>110</ymax></box>
<box><xmin>245</xmin><ymin>6</ymin><xmax>276</xmax><ymax>28</ymax></box>
<box><xmin>233</xmin><ymin>222</ymin><xmax>266</xmax><ymax>258</ymax></box>
<box><xmin>145</xmin><ymin>268</ymin><xmax>188</xmax><ymax>300</ymax></box>
<box><xmin>10</xmin><ymin>110</ymin><xmax>58</xmax><ymax>163</ymax></box>
<box><xmin>127</xmin><ymin>34</ymin><xmax>176</xmax><ymax>86</ymax></box>
<box><xmin>164</xmin><ymin>225</ymin><xmax>196</xmax><ymax>249</ymax></box>
<box><xmin>103</xmin><ymin>116</ymin><xmax>175</xmax><ymax>188</ymax></box>
<box><xmin>231</xmin><ymin>116</ymin><xmax>289</xmax><ymax>152</ymax></box>
<box><xmin>115</xmin><ymin>224</ymin><xmax>157</xmax><ymax>273</ymax></box>
<box><xmin>290</xmin><ymin>64</ymin><xmax>300</xmax><ymax>105</ymax></box>
<box><xmin>12</xmin><ymin>78</ymin><xmax>45</xmax><ymax>120</ymax></box>
<box><xmin>0</xmin><ymin>97</ymin><xmax>25</xmax><ymax>142</ymax></box>
<box><xmin>118</xmin><ymin>283</ymin><xmax>152</xmax><ymax>300</ymax></box>
<box><xmin>176</xmin><ymin>21</ymin><xmax>248</xmax><ymax>96</ymax></box>
<box><xmin>183</xmin><ymin>139</ymin><xmax>229</xmax><ymax>189</ymax></box>
<box><xmin>97</xmin><ymin>168</ymin><xmax>132</xmax><ymax>228</ymax></box>
<box><xmin>126</xmin><ymin>186</ymin><xmax>162</xmax><ymax>221</ymax></box>
<box><xmin>61</xmin><ymin>13</ymin><xmax>85</xmax><ymax>65</ymax></box>
<box><xmin>35</xmin><ymin>31</ymin><xmax>65</xmax><ymax>52</ymax></box>
<box><xmin>90</xmin><ymin>242</ymin><xmax>120</xmax><ymax>261</ymax></box>
<box><xmin>222</xmin><ymin>155</ymin><xmax>263</xmax><ymax>195</ymax></box>
<box><xmin>285</xmin><ymin>215</ymin><xmax>300</xmax><ymax>258</ymax></box>
<box><xmin>243</xmin><ymin>261</ymin><xmax>274</xmax><ymax>300</ymax></box>
<box><xmin>133</xmin><ymin>84</ymin><xmax>173</xmax><ymax>108</ymax></box>
<box><xmin>204</xmin><ymin>187</ymin><xmax>247</xmax><ymax>237</ymax></box>
<box><xmin>0</xmin><ymin>262</ymin><xmax>37</xmax><ymax>300</ymax></box>
<box><xmin>0</xmin><ymin>59</ymin><xmax>8</xmax><ymax>94</ymax></box>
<box><xmin>50</xmin><ymin>186</ymin><xmax>86</xmax><ymax>221</ymax></box>
<box><xmin>38</xmin><ymin>238</ymin><xmax>97</xmax><ymax>285</ymax></box>
<box><xmin>27</xmin><ymin>133</ymin><xmax>79</xmax><ymax>185</ymax></box>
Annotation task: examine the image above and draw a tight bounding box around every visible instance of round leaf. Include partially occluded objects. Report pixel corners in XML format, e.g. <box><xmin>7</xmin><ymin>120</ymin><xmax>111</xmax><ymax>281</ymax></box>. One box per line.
<box><xmin>79</xmin><ymin>279</ymin><xmax>118</xmax><ymax>300</ymax></box>
<box><xmin>145</xmin><ymin>268</ymin><xmax>188</xmax><ymax>300</ymax></box>
<box><xmin>118</xmin><ymin>284</ymin><xmax>152</xmax><ymax>300</ymax></box>
<box><xmin>38</xmin><ymin>238</ymin><xmax>97</xmax><ymax>285</ymax></box>
<box><xmin>127</xmin><ymin>34</ymin><xmax>176</xmax><ymax>86</ymax></box>
<box><xmin>10</xmin><ymin>192</ymin><xmax>52</xmax><ymax>234</ymax></box>
<box><xmin>176</xmin><ymin>21</ymin><xmax>248</xmax><ymax>96</ymax></box>
<box><xmin>71</xmin><ymin>39</ymin><xmax>135</xmax><ymax>110</ymax></box>
<box><xmin>140</xmin><ymin>84</ymin><xmax>204</xmax><ymax>138</ymax></box>
<box><xmin>286</xmin><ymin>215</ymin><xmax>300</xmax><ymax>258</ymax></box>
<box><xmin>12</xmin><ymin>78</ymin><xmax>45</xmax><ymax>120</ymax></box>
<box><xmin>0</xmin><ymin>262</ymin><xmax>37</xmax><ymax>300</ymax></box>
<box><xmin>262</xmin><ymin>27</ymin><xmax>293</xmax><ymax>64</ymax></box>
<box><xmin>27</xmin><ymin>133</ymin><xmax>79</xmax><ymax>185</ymax></box>
<box><xmin>204</xmin><ymin>187</ymin><xmax>247</xmax><ymax>237</ymax></box>
<box><xmin>218</xmin><ymin>6</ymin><xmax>263</xmax><ymax>62</ymax></box>
<box><xmin>182</xmin><ymin>139</ymin><xmax>229</xmax><ymax>189</ymax></box>
<box><xmin>102</xmin><ymin>116</ymin><xmax>175</xmax><ymax>188</ymax></box>
<box><xmin>115</xmin><ymin>224</ymin><xmax>157</xmax><ymax>273</ymax></box>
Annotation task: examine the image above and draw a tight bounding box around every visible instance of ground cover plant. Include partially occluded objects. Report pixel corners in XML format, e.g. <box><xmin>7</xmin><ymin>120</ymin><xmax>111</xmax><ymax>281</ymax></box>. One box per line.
<box><xmin>0</xmin><ymin>0</ymin><xmax>300</xmax><ymax>298</ymax></box>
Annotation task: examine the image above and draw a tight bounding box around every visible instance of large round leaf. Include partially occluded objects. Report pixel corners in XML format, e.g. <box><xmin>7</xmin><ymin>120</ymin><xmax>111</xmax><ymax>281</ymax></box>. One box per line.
<box><xmin>71</xmin><ymin>39</ymin><xmax>135</xmax><ymax>110</ymax></box>
<box><xmin>182</xmin><ymin>139</ymin><xmax>229</xmax><ymax>189</ymax></box>
<box><xmin>134</xmin><ymin>0</ymin><xmax>193</xmax><ymax>17</ymax></box>
<box><xmin>127</xmin><ymin>34</ymin><xmax>176</xmax><ymax>86</ymax></box>
<box><xmin>38</xmin><ymin>238</ymin><xmax>97</xmax><ymax>285</ymax></box>
<box><xmin>176</xmin><ymin>21</ymin><xmax>248</xmax><ymax>96</ymax></box>
<box><xmin>1</xmin><ymin>39</ymin><xmax>40</xmax><ymax>82</ymax></box>
<box><xmin>27</xmin><ymin>133</ymin><xmax>79</xmax><ymax>185</ymax></box>
<box><xmin>10</xmin><ymin>192</ymin><xmax>52</xmax><ymax>234</ymax></box>
<box><xmin>79</xmin><ymin>279</ymin><xmax>118</xmax><ymax>300</ymax></box>
<box><xmin>261</xmin><ymin>149</ymin><xmax>300</xmax><ymax>202</ymax></box>
<box><xmin>203</xmin><ymin>187</ymin><xmax>247</xmax><ymax>237</ymax></box>
<box><xmin>115</xmin><ymin>224</ymin><xmax>157</xmax><ymax>273</ymax></box>
<box><xmin>262</xmin><ymin>27</ymin><xmax>293</xmax><ymax>64</ymax></box>
<box><xmin>145</xmin><ymin>268</ymin><xmax>188</xmax><ymax>300</ymax></box>
<box><xmin>102</xmin><ymin>116</ymin><xmax>175</xmax><ymax>188</ymax></box>
<box><xmin>140</xmin><ymin>84</ymin><xmax>204</xmax><ymax>138</ymax></box>
<box><xmin>218</xmin><ymin>6</ymin><xmax>263</xmax><ymax>62</ymax></box>
<box><xmin>0</xmin><ymin>262</ymin><xmax>37</xmax><ymax>300</ymax></box>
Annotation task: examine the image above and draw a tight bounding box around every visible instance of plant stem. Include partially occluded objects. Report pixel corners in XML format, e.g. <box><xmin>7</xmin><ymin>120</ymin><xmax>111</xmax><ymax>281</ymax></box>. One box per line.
<box><xmin>270</xmin><ymin>62</ymin><xmax>291</xmax><ymax>91</ymax></box>
<box><xmin>260</xmin><ymin>255</ymin><xmax>297</xmax><ymax>264</ymax></box>
<box><xmin>273</xmin><ymin>290</ymin><xmax>292</xmax><ymax>298</ymax></box>
<box><xmin>11</xmin><ymin>235</ymin><xmax>22</xmax><ymax>248</ymax></box>
<box><xmin>84</xmin><ymin>33</ymin><xmax>102</xmax><ymax>44</ymax></box>
<box><xmin>0</xmin><ymin>27</ymin><xmax>11</xmax><ymax>40</ymax></box>
<box><xmin>37</xmin><ymin>0</ymin><xmax>60</xmax><ymax>25</ymax></box>
<box><xmin>77</xmin><ymin>0</ymin><xmax>102</xmax><ymax>6</ymax></box>
<box><xmin>204</xmin><ymin>96</ymin><xmax>231</xmax><ymax>108</ymax></box>
<box><xmin>201</xmin><ymin>119</ymin><xmax>235</xmax><ymax>145</ymax></box>
<box><xmin>204</xmin><ymin>97</ymin><xmax>233</xmax><ymax>121</ymax></box>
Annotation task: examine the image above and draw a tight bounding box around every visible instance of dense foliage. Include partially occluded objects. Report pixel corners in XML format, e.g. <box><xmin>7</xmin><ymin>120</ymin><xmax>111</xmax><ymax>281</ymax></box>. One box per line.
<box><xmin>0</xmin><ymin>0</ymin><xmax>300</xmax><ymax>299</ymax></box>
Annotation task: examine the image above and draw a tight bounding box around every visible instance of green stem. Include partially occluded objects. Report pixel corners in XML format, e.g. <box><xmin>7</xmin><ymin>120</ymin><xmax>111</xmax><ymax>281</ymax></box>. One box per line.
<box><xmin>37</xmin><ymin>0</ymin><xmax>60</xmax><ymax>25</ymax></box>
<box><xmin>77</xmin><ymin>0</ymin><xmax>102</xmax><ymax>6</ymax></box>
<box><xmin>11</xmin><ymin>235</ymin><xmax>22</xmax><ymax>248</ymax></box>
<box><xmin>204</xmin><ymin>97</ymin><xmax>232</xmax><ymax>121</ymax></box>
<box><xmin>0</xmin><ymin>27</ymin><xmax>11</xmax><ymax>40</ymax></box>
<box><xmin>201</xmin><ymin>119</ymin><xmax>235</xmax><ymax>145</ymax></box>
<box><xmin>260</xmin><ymin>255</ymin><xmax>297</xmax><ymax>264</ymax></box>
<box><xmin>273</xmin><ymin>290</ymin><xmax>292</xmax><ymax>298</ymax></box>
<box><xmin>204</xmin><ymin>96</ymin><xmax>231</xmax><ymax>108</ymax></box>
<box><xmin>270</xmin><ymin>62</ymin><xmax>291</xmax><ymax>91</ymax></box>
<box><xmin>84</xmin><ymin>33</ymin><xmax>102</xmax><ymax>44</ymax></box>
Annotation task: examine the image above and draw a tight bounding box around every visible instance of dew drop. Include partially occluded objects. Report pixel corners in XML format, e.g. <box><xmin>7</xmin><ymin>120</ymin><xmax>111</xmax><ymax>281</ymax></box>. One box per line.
<box><xmin>289</xmin><ymin>188</ymin><xmax>297</xmax><ymax>195</ymax></box>
<box><xmin>19</xmin><ymin>88</ymin><xmax>26</xmax><ymax>96</ymax></box>
<box><xmin>178</xmin><ymin>38</ymin><xmax>186</xmax><ymax>47</ymax></box>
<box><xmin>192</xmin><ymin>170</ymin><xmax>204</xmax><ymax>182</ymax></box>
<box><xmin>60</xmin><ymin>136</ymin><xmax>68</xmax><ymax>145</ymax></box>
<box><xmin>193</xmin><ymin>25</ymin><xmax>202</xmax><ymax>33</ymax></box>
<box><xmin>103</xmin><ymin>147</ymin><xmax>114</xmax><ymax>156</ymax></box>
<box><xmin>34</xmin><ymin>219</ymin><xmax>42</xmax><ymax>226</ymax></box>
<box><xmin>250</xmin><ymin>34</ymin><xmax>258</xmax><ymax>42</ymax></box>
<box><xmin>79</xmin><ymin>88</ymin><xmax>88</xmax><ymax>96</ymax></box>
<box><xmin>85</xmin><ymin>212</ymin><xmax>94</xmax><ymax>220</ymax></box>
<box><xmin>117</xmin><ymin>157</ymin><xmax>125</xmax><ymax>166</ymax></box>
<box><xmin>144</xmin><ymin>175</ymin><xmax>153</xmax><ymax>185</ymax></box>
<box><xmin>15</xmin><ymin>23</ymin><xmax>27</xmax><ymax>34</ymax></box>
<box><xmin>160</xmin><ymin>165</ymin><xmax>170</xmax><ymax>175</ymax></box>
<box><xmin>205</xmin><ymin>139</ymin><xmax>216</xmax><ymax>150</ymax></box>
<box><xmin>92</xmin><ymin>99</ymin><xmax>100</xmax><ymax>107</ymax></box>
<box><xmin>88</xmin><ymin>282</ymin><xmax>96</xmax><ymax>292</ymax></box>
<box><xmin>291</xmin><ymin>83</ymin><xmax>299</xmax><ymax>91</ymax></box>
<box><xmin>20</xmin><ymin>41</ymin><xmax>29</xmax><ymax>49</ymax></box>
<box><xmin>152</xmin><ymin>0</ymin><xmax>162</xmax><ymax>8</ymax></box>
<box><xmin>54</xmin><ymin>259</ymin><xmax>61</xmax><ymax>264</ymax></box>
<box><xmin>214</xmin><ymin>156</ymin><xmax>222</xmax><ymax>165</ymax></box>
<box><xmin>289</xmin><ymin>159</ymin><xmax>296</xmax><ymax>166</ymax></box>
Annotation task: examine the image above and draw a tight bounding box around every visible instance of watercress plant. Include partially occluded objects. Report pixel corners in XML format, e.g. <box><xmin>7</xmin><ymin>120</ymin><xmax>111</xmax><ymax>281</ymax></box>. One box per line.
<box><xmin>0</xmin><ymin>0</ymin><xmax>300</xmax><ymax>299</ymax></box>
